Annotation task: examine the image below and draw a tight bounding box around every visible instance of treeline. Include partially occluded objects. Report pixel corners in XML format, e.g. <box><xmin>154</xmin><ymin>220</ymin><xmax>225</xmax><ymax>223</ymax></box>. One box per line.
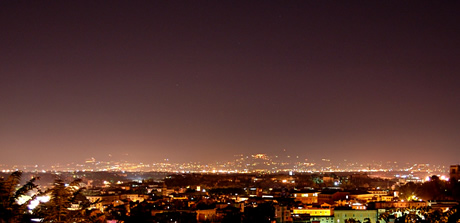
<box><xmin>0</xmin><ymin>171</ymin><xmax>103</xmax><ymax>223</ymax></box>
<box><xmin>397</xmin><ymin>175</ymin><xmax>460</xmax><ymax>201</ymax></box>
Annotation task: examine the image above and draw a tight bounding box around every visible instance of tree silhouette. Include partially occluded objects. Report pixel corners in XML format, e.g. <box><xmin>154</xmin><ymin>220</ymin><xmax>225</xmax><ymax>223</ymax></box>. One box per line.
<box><xmin>0</xmin><ymin>171</ymin><xmax>38</xmax><ymax>223</ymax></box>
<box><xmin>34</xmin><ymin>178</ymin><xmax>94</xmax><ymax>223</ymax></box>
<box><xmin>243</xmin><ymin>203</ymin><xmax>275</xmax><ymax>223</ymax></box>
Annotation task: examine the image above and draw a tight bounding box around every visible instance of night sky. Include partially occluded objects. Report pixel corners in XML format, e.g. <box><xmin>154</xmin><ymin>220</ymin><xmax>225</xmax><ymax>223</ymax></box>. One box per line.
<box><xmin>1</xmin><ymin>1</ymin><xmax>459</xmax><ymax>166</ymax></box>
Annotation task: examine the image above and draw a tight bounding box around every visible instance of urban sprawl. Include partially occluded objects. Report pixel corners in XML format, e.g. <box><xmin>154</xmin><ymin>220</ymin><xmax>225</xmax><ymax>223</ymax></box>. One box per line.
<box><xmin>1</xmin><ymin>154</ymin><xmax>459</xmax><ymax>223</ymax></box>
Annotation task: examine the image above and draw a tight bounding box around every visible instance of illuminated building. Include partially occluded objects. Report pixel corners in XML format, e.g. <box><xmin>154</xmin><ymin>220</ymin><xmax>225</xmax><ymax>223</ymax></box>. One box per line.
<box><xmin>292</xmin><ymin>205</ymin><xmax>334</xmax><ymax>223</ymax></box>
<box><xmin>292</xmin><ymin>191</ymin><xmax>319</xmax><ymax>204</ymax></box>
<box><xmin>86</xmin><ymin>195</ymin><xmax>120</xmax><ymax>211</ymax></box>
<box><xmin>334</xmin><ymin>210</ymin><xmax>377</xmax><ymax>223</ymax></box>
<box><xmin>121</xmin><ymin>193</ymin><xmax>149</xmax><ymax>202</ymax></box>
<box><xmin>348</xmin><ymin>191</ymin><xmax>375</xmax><ymax>203</ymax></box>
<box><xmin>318</xmin><ymin>191</ymin><xmax>350</xmax><ymax>204</ymax></box>
<box><xmin>292</xmin><ymin>207</ymin><xmax>333</xmax><ymax>216</ymax></box>
<box><xmin>368</xmin><ymin>201</ymin><xmax>427</xmax><ymax>209</ymax></box>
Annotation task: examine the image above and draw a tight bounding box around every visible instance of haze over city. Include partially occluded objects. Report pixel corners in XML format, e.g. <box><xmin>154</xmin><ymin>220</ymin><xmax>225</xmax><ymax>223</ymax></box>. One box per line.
<box><xmin>1</xmin><ymin>1</ymin><xmax>459</xmax><ymax>167</ymax></box>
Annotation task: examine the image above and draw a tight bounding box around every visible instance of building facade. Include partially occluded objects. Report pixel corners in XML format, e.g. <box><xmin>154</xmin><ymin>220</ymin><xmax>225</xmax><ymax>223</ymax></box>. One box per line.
<box><xmin>450</xmin><ymin>165</ymin><xmax>460</xmax><ymax>181</ymax></box>
<box><xmin>334</xmin><ymin>210</ymin><xmax>377</xmax><ymax>223</ymax></box>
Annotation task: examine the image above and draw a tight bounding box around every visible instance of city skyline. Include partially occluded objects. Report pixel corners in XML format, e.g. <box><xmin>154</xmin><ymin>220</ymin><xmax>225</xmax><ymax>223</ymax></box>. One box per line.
<box><xmin>1</xmin><ymin>1</ymin><xmax>460</xmax><ymax>166</ymax></box>
<box><xmin>0</xmin><ymin>152</ymin><xmax>450</xmax><ymax>177</ymax></box>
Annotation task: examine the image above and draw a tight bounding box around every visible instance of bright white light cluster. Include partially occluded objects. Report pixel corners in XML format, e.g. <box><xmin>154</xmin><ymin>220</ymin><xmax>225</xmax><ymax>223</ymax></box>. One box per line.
<box><xmin>28</xmin><ymin>196</ymin><xmax>50</xmax><ymax>210</ymax></box>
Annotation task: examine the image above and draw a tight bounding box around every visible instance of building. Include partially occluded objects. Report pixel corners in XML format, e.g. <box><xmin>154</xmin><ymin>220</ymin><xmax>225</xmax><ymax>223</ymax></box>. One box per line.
<box><xmin>196</xmin><ymin>208</ymin><xmax>217</xmax><ymax>222</ymax></box>
<box><xmin>349</xmin><ymin>191</ymin><xmax>375</xmax><ymax>203</ymax></box>
<box><xmin>334</xmin><ymin>210</ymin><xmax>377</xmax><ymax>223</ymax></box>
<box><xmin>450</xmin><ymin>165</ymin><xmax>460</xmax><ymax>181</ymax></box>
<box><xmin>292</xmin><ymin>205</ymin><xmax>334</xmax><ymax>223</ymax></box>
<box><xmin>318</xmin><ymin>191</ymin><xmax>350</xmax><ymax>204</ymax></box>
<box><xmin>275</xmin><ymin>205</ymin><xmax>293</xmax><ymax>223</ymax></box>
<box><xmin>368</xmin><ymin>190</ymin><xmax>394</xmax><ymax>201</ymax></box>
<box><xmin>292</xmin><ymin>190</ymin><xmax>319</xmax><ymax>204</ymax></box>
<box><xmin>368</xmin><ymin>201</ymin><xmax>427</xmax><ymax>209</ymax></box>
<box><xmin>120</xmin><ymin>193</ymin><xmax>149</xmax><ymax>202</ymax></box>
<box><xmin>428</xmin><ymin>200</ymin><xmax>459</xmax><ymax>211</ymax></box>
<box><xmin>292</xmin><ymin>207</ymin><xmax>333</xmax><ymax>216</ymax></box>
<box><xmin>86</xmin><ymin>194</ymin><xmax>120</xmax><ymax>211</ymax></box>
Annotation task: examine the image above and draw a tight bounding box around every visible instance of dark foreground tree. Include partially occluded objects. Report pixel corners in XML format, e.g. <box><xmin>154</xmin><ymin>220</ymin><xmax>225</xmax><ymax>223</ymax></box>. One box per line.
<box><xmin>243</xmin><ymin>203</ymin><xmax>275</xmax><ymax>223</ymax></box>
<box><xmin>0</xmin><ymin>171</ymin><xmax>38</xmax><ymax>223</ymax></box>
<box><xmin>34</xmin><ymin>178</ymin><xmax>95</xmax><ymax>223</ymax></box>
